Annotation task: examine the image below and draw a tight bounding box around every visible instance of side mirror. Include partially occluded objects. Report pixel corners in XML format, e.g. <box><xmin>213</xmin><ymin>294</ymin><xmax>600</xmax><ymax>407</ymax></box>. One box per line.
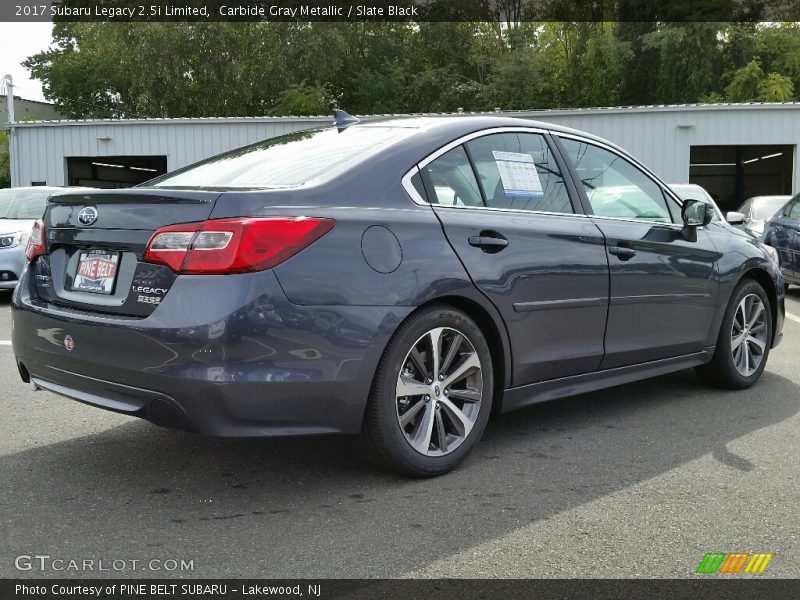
<box><xmin>726</xmin><ymin>211</ymin><xmax>746</xmax><ymax>225</ymax></box>
<box><xmin>681</xmin><ymin>199</ymin><xmax>712</xmax><ymax>227</ymax></box>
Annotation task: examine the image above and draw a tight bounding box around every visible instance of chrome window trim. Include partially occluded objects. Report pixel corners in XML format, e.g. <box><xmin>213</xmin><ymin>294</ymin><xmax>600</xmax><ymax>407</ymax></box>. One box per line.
<box><xmin>401</xmin><ymin>126</ymin><xmax>579</xmax><ymax>218</ymax></box>
<box><xmin>424</xmin><ymin>203</ymin><xmax>589</xmax><ymax>219</ymax></box>
<box><xmin>401</xmin><ymin>167</ymin><xmax>427</xmax><ymax>205</ymax></box>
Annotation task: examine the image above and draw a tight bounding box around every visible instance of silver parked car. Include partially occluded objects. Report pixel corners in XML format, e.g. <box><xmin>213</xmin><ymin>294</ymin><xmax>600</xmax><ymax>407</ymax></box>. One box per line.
<box><xmin>0</xmin><ymin>187</ymin><xmax>92</xmax><ymax>289</ymax></box>
<box><xmin>736</xmin><ymin>195</ymin><xmax>792</xmax><ymax>240</ymax></box>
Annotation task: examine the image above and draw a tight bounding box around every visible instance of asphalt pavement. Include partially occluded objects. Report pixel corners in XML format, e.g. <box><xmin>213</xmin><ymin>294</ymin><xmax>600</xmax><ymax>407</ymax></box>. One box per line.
<box><xmin>1</xmin><ymin>289</ymin><xmax>799</xmax><ymax>578</ymax></box>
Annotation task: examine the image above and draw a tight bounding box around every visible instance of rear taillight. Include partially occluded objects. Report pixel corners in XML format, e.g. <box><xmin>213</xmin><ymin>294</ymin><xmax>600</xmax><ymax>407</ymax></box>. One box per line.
<box><xmin>25</xmin><ymin>220</ymin><xmax>46</xmax><ymax>262</ymax></box>
<box><xmin>143</xmin><ymin>217</ymin><xmax>335</xmax><ymax>274</ymax></box>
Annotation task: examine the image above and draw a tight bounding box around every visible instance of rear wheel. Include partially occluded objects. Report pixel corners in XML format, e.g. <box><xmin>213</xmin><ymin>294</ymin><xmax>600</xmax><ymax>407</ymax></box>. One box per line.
<box><xmin>361</xmin><ymin>305</ymin><xmax>493</xmax><ymax>477</ymax></box>
<box><xmin>696</xmin><ymin>279</ymin><xmax>772</xmax><ymax>389</ymax></box>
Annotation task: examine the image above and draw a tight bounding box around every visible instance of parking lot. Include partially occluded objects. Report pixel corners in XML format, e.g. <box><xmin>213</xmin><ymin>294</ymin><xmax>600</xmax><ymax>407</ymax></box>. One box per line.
<box><xmin>1</xmin><ymin>289</ymin><xmax>799</xmax><ymax>579</ymax></box>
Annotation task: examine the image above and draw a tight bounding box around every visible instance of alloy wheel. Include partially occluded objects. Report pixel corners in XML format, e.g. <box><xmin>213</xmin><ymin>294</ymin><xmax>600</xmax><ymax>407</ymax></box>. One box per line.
<box><xmin>395</xmin><ymin>327</ymin><xmax>484</xmax><ymax>456</ymax></box>
<box><xmin>730</xmin><ymin>293</ymin><xmax>768</xmax><ymax>377</ymax></box>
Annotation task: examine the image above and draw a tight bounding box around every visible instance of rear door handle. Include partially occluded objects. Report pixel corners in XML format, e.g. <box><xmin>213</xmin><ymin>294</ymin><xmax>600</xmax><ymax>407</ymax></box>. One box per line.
<box><xmin>468</xmin><ymin>232</ymin><xmax>509</xmax><ymax>252</ymax></box>
<box><xmin>608</xmin><ymin>244</ymin><xmax>637</xmax><ymax>260</ymax></box>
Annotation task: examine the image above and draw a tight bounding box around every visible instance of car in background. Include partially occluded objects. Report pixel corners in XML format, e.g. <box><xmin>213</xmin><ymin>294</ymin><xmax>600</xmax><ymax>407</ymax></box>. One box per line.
<box><xmin>668</xmin><ymin>183</ymin><xmax>724</xmax><ymax>222</ymax></box>
<box><xmin>0</xmin><ymin>187</ymin><xmax>93</xmax><ymax>289</ymax></box>
<box><xmin>763</xmin><ymin>194</ymin><xmax>800</xmax><ymax>290</ymax></box>
<box><xmin>10</xmin><ymin>116</ymin><xmax>785</xmax><ymax>476</ymax></box>
<box><xmin>736</xmin><ymin>195</ymin><xmax>792</xmax><ymax>240</ymax></box>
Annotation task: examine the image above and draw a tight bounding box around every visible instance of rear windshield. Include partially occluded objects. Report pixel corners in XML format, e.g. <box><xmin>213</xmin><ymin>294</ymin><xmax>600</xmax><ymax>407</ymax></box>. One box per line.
<box><xmin>148</xmin><ymin>126</ymin><xmax>412</xmax><ymax>189</ymax></box>
<box><xmin>0</xmin><ymin>188</ymin><xmax>52</xmax><ymax>219</ymax></box>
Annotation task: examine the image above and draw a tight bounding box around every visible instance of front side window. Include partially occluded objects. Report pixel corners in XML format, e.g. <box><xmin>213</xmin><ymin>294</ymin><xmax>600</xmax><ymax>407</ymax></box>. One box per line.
<box><xmin>787</xmin><ymin>198</ymin><xmax>800</xmax><ymax>219</ymax></box>
<box><xmin>559</xmin><ymin>137</ymin><xmax>673</xmax><ymax>223</ymax></box>
<box><xmin>420</xmin><ymin>146</ymin><xmax>483</xmax><ymax>207</ymax></box>
<box><xmin>465</xmin><ymin>133</ymin><xmax>573</xmax><ymax>214</ymax></box>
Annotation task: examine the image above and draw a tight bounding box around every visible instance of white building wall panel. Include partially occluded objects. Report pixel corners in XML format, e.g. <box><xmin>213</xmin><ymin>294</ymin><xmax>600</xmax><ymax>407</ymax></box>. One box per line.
<box><xmin>12</xmin><ymin>117</ymin><xmax>330</xmax><ymax>186</ymax></box>
<box><xmin>10</xmin><ymin>105</ymin><xmax>800</xmax><ymax>194</ymax></box>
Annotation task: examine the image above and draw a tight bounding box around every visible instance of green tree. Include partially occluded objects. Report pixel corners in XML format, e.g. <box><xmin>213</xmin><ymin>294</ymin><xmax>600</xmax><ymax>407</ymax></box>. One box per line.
<box><xmin>23</xmin><ymin>21</ymin><xmax>800</xmax><ymax>120</ymax></box>
<box><xmin>724</xmin><ymin>59</ymin><xmax>764</xmax><ymax>101</ymax></box>
<box><xmin>758</xmin><ymin>73</ymin><xmax>794</xmax><ymax>101</ymax></box>
<box><xmin>642</xmin><ymin>23</ymin><xmax>723</xmax><ymax>104</ymax></box>
<box><xmin>271</xmin><ymin>81</ymin><xmax>334</xmax><ymax>116</ymax></box>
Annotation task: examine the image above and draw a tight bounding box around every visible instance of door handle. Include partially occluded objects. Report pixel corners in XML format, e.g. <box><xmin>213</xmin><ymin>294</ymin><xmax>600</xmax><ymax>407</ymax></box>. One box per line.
<box><xmin>468</xmin><ymin>232</ymin><xmax>508</xmax><ymax>253</ymax></box>
<box><xmin>608</xmin><ymin>244</ymin><xmax>637</xmax><ymax>260</ymax></box>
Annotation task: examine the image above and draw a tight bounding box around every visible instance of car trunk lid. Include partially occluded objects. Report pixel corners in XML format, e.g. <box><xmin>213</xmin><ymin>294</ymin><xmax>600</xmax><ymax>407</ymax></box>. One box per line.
<box><xmin>36</xmin><ymin>189</ymin><xmax>221</xmax><ymax>316</ymax></box>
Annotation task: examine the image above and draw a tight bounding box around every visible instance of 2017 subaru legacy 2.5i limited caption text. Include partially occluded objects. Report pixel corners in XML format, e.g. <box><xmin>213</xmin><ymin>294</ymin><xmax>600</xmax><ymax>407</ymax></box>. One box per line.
<box><xmin>12</xmin><ymin>114</ymin><xmax>785</xmax><ymax>476</ymax></box>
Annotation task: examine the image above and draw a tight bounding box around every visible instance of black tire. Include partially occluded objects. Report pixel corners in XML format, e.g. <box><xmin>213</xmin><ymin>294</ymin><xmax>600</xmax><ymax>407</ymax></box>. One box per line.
<box><xmin>361</xmin><ymin>304</ymin><xmax>494</xmax><ymax>477</ymax></box>
<box><xmin>695</xmin><ymin>279</ymin><xmax>773</xmax><ymax>389</ymax></box>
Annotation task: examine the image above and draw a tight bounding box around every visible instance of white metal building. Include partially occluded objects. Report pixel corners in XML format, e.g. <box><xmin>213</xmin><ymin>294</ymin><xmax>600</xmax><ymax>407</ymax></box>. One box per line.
<box><xmin>9</xmin><ymin>103</ymin><xmax>800</xmax><ymax>212</ymax></box>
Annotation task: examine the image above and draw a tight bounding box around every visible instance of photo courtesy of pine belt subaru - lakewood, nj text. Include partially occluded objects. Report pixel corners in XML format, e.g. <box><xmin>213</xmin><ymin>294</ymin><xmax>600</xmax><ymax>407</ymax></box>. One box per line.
<box><xmin>11</xmin><ymin>114</ymin><xmax>785</xmax><ymax>477</ymax></box>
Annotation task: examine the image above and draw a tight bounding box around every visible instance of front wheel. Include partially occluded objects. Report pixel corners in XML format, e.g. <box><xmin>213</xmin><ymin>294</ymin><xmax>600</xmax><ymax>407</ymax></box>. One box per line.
<box><xmin>361</xmin><ymin>305</ymin><xmax>494</xmax><ymax>477</ymax></box>
<box><xmin>696</xmin><ymin>279</ymin><xmax>773</xmax><ymax>389</ymax></box>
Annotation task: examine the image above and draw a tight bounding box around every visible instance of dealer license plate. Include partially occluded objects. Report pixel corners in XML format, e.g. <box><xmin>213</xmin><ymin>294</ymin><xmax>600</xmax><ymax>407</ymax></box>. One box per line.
<box><xmin>72</xmin><ymin>250</ymin><xmax>120</xmax><ymax>294</ymax></box>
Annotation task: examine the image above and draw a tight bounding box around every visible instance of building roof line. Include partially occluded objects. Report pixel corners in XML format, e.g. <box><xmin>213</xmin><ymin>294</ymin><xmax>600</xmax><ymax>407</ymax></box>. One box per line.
<box><xmin>10</xmin><ymin>101</ymin><xmax>800</xmax><ymax>128</ymax></box>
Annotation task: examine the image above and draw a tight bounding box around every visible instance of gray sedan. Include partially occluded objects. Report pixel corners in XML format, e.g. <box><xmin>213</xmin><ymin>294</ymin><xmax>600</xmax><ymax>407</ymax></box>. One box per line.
<box><xmin>11</xmin><ymin>115</ymin><xmax>786</xmax><ymax>476</ymax></box>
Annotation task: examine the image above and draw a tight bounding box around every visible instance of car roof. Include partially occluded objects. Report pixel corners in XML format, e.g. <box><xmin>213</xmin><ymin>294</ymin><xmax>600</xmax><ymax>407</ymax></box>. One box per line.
<box><xmin>747</xmin><ymin>195</ymin><xmax>792</xmax><ymax>202</ymax></box>
<box><xmin>358</xmin><ymin>115</ymin><xmax>623</xmax><ymax>151</ymax></box>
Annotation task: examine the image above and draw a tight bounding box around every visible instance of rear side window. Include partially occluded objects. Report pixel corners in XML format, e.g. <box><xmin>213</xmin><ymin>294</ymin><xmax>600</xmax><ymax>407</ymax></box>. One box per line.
<box><xmin>466</xmin><ymin>133</ymin><xmax>573</xmax><ymax>213</ymax></box>
<box><xmin>559</xmin><ymin>137</ymin><xmax>673</xmax><ymax>223</ymax></box>
<box><xmin>420</xmin><ymin>146</ymin><xmax>483</xmax><ymax>207</ymax></box>
<box><xmin>149</xmin><ymin>126</ymin><xmax>413</xmax><ymax>189</ymax></box>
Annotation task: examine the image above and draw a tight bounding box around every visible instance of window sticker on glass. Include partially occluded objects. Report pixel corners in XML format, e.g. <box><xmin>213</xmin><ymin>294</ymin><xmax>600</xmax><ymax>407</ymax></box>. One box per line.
<box><xmin>492</xmin><ymin>151</ymin><xmax>544</xmax><ymax>198</ymax></box>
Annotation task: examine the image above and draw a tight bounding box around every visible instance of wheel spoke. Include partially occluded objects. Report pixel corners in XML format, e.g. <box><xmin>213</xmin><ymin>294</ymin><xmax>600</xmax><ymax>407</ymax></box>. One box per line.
<box><xmin>397</xmin><ymin>375</ymin><xmax>429</xmax><ymax>398</ymax></box>
<box><xmin>731</xmin><ymin>331</ymin><xmax>746</xmax><ymax>350</ymax></box>
<box><xmin>446</xmin><ymin>387</ymin><xmax>482</xmax><ymax>403</ymax></box>
<box><xmin>439</xmin><ymin>397</ymin><xmax>473</xmax><ymax>438</ymax></box>
<box><xmin>439</xmin><ymin>333</ymin><xmax>463</xmax><ymax>377</ymax></box>
<box><xmin>428</xmin><ymin>327</ymin><xmax>444</xmax><ymax>381</ymax></box>
<box><xmin>747</xmin><ymin>335</ymin><xmax>765</xmax><ymax>352</ymax></box>
<box><xmin>737</xmin><ymin>303</ymin><xmax>747</xmax><ymax>328</ymax></box>
<box><xmin>747</xmin><ymin>301</ymin><xmax>764</xmax><ymax>329</ymax></box>
<box><xmin>410</xmin><ymin>401</ymin><xmax>436</xmax><ymax>453</ymax></box>
<box><xmin>733</xmin><ymin>345</ymin><xmax>743</xmax><ymax>370</ymax></box>
<box><xmin>743</xmin><ymin>340</ymin><xmax>751</xmax><ymax>374</ymax></box>
<box><xmin>408</xmin><ymin>347</ymin><xmax>429</xmax><ymax>381</ymax></box>
<box><xmin>399</xmin><ymin>398</ymin><xmax>426</xmax><ymax>428</ymax></box>
<box><xmin>435</xmin><ymin>409</ymin><xmax>448</xmax><ymax>453</ymax></box>
<box><xmin>442</xmin><ymin>352</ymin><xmax>481</xmax><ymax>388</ymax></box>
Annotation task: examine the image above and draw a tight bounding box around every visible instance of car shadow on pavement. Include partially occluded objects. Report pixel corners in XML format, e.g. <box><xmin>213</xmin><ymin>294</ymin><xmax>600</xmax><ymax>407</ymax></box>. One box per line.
<box><xmin>1</xmin><ymin>368</ymin><xmax>798</xmax><ymax>578</ymax></box>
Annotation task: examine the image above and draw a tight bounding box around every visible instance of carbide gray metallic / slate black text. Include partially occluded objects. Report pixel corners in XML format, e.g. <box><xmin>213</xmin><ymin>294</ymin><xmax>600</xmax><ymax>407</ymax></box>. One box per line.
<box><xmin>11</xmin><ymin>116</ymin><xmax>786</xmax><ymax>477</ymax></box>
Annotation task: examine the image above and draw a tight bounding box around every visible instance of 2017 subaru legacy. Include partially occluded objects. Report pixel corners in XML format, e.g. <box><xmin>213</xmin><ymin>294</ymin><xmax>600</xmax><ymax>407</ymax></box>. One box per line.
<box><xmin>11</xmin><ymin>116</ymin><xmax>785</xmax><ymax>476</ymax></box>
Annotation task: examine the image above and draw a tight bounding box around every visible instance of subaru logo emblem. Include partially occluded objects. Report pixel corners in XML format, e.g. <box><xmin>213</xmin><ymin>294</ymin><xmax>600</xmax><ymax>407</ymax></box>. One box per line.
<box><xmin>78</xmin><ymin>206</ymin><xmax>98</xmax><ymax>226</ymax></box>
<box><xmin>64</xmin><ymin>335</ymin><xmax>75</xmax><ymax>351</ymax></box>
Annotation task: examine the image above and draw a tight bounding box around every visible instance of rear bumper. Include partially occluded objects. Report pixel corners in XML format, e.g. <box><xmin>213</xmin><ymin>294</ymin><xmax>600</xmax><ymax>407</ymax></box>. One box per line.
<box><xmin>12</xmin><ymin>268</ymin><xmax>412</xmax><ymax>436</ymax></box>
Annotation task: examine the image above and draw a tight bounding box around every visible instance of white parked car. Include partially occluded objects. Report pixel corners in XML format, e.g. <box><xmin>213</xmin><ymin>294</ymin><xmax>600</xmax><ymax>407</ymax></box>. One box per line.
<box><xmin>668</xmin><ymin>183</ymin><xmax>724</xmax><ymax>221</ymax></box>
<box><xmin>0</xmin><ymin>187</ymin><xmax>93</xmax><ymax>289</ymax></box>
